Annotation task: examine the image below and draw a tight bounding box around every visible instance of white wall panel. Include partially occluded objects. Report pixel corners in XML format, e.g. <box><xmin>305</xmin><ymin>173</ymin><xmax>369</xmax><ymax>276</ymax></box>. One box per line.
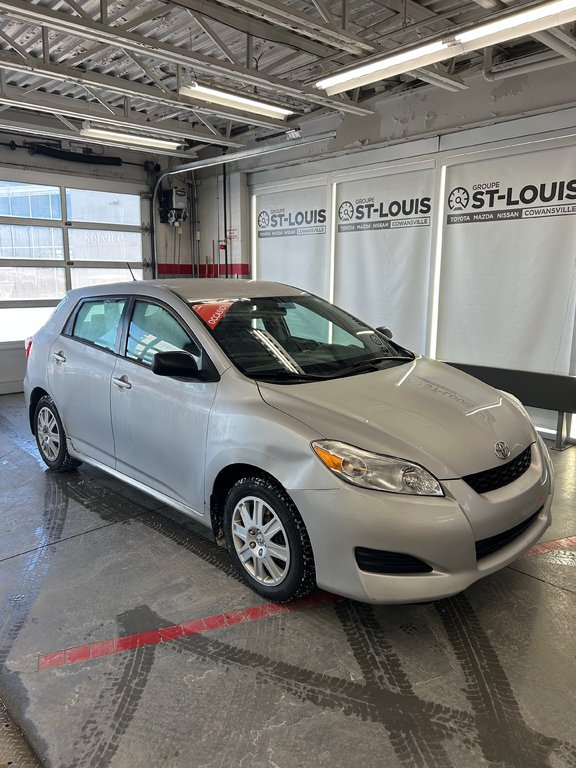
<box><xmin>334</xmin><ymin>168</ymin><xmax>434</xmax><ymax>352</ymax></box>
<box><xmin>253</xmin><ymin>184</ymin><xmax>329</xmax><ymax>298</ymax></box>
<box><xmin>436</xmin><ymin>146</ymin><xmax>576</xmax><ymax>373</ymax></box>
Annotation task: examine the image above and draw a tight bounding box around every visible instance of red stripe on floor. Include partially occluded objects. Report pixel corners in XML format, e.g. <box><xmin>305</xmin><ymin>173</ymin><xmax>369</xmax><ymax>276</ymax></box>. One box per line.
<box><xmin>38</xmin><ymin>592</ymin><xmax>340</xmax><ymax>671</ymax></box>
<box><xmin>521</xmin><ymin>535</ymin><xmax>576</xmax><ymax>558</ymax></box>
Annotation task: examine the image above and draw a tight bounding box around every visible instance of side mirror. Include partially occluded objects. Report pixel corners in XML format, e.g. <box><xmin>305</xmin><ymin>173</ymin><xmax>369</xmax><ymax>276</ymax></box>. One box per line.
<box><xmin>376</xmin><ymin>326</ymin><xmax>393</xmax><ymax>340</ymax></box>
<box><xmin>152</xmin><ymin>350</ymin><xmax>201</xmax><ymax>378</ymax></box>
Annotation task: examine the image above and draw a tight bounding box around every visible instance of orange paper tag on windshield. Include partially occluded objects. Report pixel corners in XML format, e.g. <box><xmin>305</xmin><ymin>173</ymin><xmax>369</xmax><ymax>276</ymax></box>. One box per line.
<box><xmin>193</xmin><ymin>301</ymin><xmax>233</xmax><ymax>328</ymax></box>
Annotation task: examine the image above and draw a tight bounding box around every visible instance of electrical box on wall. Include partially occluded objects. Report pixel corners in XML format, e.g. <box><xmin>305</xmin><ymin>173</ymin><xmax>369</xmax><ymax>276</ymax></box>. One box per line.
<box><xmin>160</xmin><ymin>186</ymin><xmax>188</xmax><ymax>226</ymax></box>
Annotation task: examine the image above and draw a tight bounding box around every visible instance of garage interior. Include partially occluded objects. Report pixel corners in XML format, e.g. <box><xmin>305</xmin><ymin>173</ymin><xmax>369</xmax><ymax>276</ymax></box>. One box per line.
<box><xmin>0</xmin><ymin>0</ymin><xmax>575</xmax><ymax>766</ymax></box>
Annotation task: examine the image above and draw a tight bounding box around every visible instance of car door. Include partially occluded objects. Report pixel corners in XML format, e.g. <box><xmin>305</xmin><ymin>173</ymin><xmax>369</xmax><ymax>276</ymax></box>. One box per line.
<box><xmin>110</xmin><ymin>298</ymin><xmax>218</xmax><ymax>515</ymax></box>
<box><xmin>48</xmin><ymin>296</ymin><xmax>126</xmax><ymax>465</ymax></box>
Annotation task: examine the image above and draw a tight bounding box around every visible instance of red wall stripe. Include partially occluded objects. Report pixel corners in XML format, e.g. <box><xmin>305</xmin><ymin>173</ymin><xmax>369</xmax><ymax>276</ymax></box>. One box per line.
<box><xmin>197</xmin><ymin>263</ymin><xmax>250</xmax><ymax>277</ymax></box>
<box><xmin>156</xmin><ymin>263</ymin><xmax>193</xmax><ymax>275</ymax></box>
<box><xmin>156</xmin><ymin>263</ymin><xmax>250</xmax><ymax>277</ymax></box>
<box><xmin>38</xmin><ymin>592</ymin><xmax>340</xmax><ymax>671</ymax></box>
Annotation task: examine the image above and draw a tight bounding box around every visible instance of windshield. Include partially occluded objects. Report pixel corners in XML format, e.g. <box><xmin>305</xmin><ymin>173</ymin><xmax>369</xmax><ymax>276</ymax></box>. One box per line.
<box><xmin>190</xmin><ymin>294</ymin><xmax>414</xmax><ymax>382</ymax></box>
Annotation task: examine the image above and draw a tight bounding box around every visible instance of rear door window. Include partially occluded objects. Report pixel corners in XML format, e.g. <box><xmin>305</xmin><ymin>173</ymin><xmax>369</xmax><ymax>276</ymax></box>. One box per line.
<box><xmin>71</xmin><ymin>298</ymin><xmax>126</xmax><ymax>352</ymax></box>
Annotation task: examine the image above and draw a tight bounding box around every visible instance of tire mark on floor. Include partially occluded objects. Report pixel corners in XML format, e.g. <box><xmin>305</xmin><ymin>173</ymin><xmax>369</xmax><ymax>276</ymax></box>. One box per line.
<box><xmin>0</xmin><ymin>472</ymin><xmax>69</xmax><ymax>762</ymax></box>
<box><xmin>60</xmin><ymin>606</ymin><xmax>158</xmax><ymax>768</ymax></box>
<box><xmin>437</xmin><ymin>594</ymin><xmax>576</xmax><ymax>767</ymax></box>
<box><xmin>335</xmin><ymin>601</ymin><xmax>455</xmax><ymax>767</ymax></box>
<box><xmin>164</xmin><ymin>626</ymin><xmax>479</xmax><ymax>762</ymax></box>
<box><xmin>153</xmin><ymin>602</ymin><xmax>575</xmax><ymax>768</ymax></box>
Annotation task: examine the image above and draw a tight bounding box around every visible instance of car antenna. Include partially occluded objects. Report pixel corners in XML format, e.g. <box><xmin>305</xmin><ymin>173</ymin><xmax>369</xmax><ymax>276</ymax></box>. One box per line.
<box><xmin>126</xmin><ymin>262</ymin><xmax>136</xmax><ymax>280</ymax></box>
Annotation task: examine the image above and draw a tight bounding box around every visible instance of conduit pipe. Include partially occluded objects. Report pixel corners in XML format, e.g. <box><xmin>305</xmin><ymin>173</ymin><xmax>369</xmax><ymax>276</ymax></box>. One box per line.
<box><xmin>151</xmin><ymin>131</ymin><xmax>335</xmax><ymax>277</ymax></box>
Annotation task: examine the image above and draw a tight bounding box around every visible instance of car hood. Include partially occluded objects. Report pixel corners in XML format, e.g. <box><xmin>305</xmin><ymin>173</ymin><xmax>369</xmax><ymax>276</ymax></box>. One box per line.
<box><xmin>257</xmin><ymin>357</ymin><xmax>536</xmax><ymax>479</ymax></box>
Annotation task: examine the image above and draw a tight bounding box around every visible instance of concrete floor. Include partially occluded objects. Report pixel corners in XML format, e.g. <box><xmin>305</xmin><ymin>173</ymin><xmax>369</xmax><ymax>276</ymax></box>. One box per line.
<box><xmin>0</xmin><ymin>392</ymin><xmax>575</xmax><ymax>768</ymax></box>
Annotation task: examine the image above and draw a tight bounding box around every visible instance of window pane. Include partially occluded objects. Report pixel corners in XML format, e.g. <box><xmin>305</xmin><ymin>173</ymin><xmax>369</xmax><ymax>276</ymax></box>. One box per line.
<box><xmin>70</xmin><ymin>268</ymin><xmax>143</xmax><ymax>289</ymax></box>
<box><xmin>127</xmin><ymin>301</ymin><xmax>194</xmax><ymax>366</ymax></box>
<box><xmin>68</xmin><ymin>229</ymin><xmax>142</xmax><ymax>262</ymax></box>
<box><xmin>72</xmin><ymin>299</ymin><xmax>126</xmax><ymax>352</ymax></box>
<box><xmin>66</xmin><ymin>189</ymin><xmax>141</xmax><ymax>225</ymax></box>
<box><xmin>0</xmin><ymin>225</ymin><xmax>64</xmax><ymax>260</ymax></box>
<box><xmin>0</xmin><ymin>267</ymin><xmax>65</xmax><ymax>299</ymax></box>
<box><xmin>0</xmin><ymin>306</ymin><xmax>55</xmax><ymax>342</ymax></box>
<box><xmin>0</xmin><ymin>180</ymin><xmax>62</xmax><ymax>220</ymax></box>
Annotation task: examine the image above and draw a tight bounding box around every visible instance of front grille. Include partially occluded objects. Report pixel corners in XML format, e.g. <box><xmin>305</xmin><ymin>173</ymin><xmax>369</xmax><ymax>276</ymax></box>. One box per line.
<box><xmin>475</xmin><ymin>508</ymin><xmax>541</xmax><ymax>560</ymax></box>
<box><xmin>463</xmin><ymin>445</ymin><xmax>532</xmax><ymax>495</ymax></box>
<box><xmin>355</xmin><ymin>548</ymin><xmax>433</xmax><ymax>574</ymax></box>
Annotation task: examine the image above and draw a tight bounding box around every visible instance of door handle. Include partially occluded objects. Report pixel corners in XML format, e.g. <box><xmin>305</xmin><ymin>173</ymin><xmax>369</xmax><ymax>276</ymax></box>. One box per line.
<box><xmin>112</xmin><ymin>376</ymin><xmax>132</xmax><ymax>390</ymax></box>
<box><xmin>52</xmin><ymin>351</ymin><xmax>66</xmax><ymax>363</ymax></box>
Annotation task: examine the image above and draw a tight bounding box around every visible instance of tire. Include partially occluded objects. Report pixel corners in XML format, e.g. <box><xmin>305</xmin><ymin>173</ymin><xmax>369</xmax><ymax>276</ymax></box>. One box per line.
<box><xmin>34</xmin><ymin>396</ymin><xmax>81</xmax><ymax>471</ymax></box>
<box><xmin>224</xmin><ymin>476</ymin><xmax>316</xmax><ymax>602</ymax></box>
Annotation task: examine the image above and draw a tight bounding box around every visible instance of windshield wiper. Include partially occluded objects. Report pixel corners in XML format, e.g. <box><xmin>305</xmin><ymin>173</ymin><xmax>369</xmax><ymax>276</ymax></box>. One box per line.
<box><xmin>253</xmin><ymin>354</ymin><xmax>414</xmax><ymax>382</ymax></box>
<box><xmin>253</xmin><ymin>370</ymin><xmax>328</xmax><ymax>382</ymax></box>
<box><xmin>326</xmin><ymin>355</ymin><xmax>413</xmax><ymax>378</ymax></box>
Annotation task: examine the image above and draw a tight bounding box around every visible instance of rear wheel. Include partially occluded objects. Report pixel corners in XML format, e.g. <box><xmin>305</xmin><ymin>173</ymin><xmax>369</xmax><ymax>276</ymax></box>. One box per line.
<box><xmin>34</xmin><ymin>396</ymin><xmax>81</xmax><ymax>471</ymax></box>
<box><xmin>224</xmin><ymin>476</ymin><xmax>315</xmax><ymax>602</ymax></box>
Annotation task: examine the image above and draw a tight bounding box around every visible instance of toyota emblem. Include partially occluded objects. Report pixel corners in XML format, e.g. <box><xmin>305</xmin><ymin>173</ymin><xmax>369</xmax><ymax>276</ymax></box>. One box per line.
<box><xmin>494</xmin><ymin>441</ymin><xmax>511</xmax><ymax>460</ymax></box>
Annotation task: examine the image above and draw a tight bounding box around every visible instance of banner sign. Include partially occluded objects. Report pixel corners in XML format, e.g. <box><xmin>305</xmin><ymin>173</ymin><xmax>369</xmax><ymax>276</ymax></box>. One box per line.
<box><xmin>333</xmin><ymin>169</ymin><xmax>435</xmax><ymax>353</ymax></box>
<box><xmin>257</xmin><ymin>200</ymin><xmax>326</xmax><ymax>239</ymax></box>
<box><xmin>337</xmin><ymin>193</ymin><xmax>431</xmax><ymax>233</ymax></box>
<box><xmin>438</xmin><ymin>146</ymin><xmax>576</xmax><ymax>374</ymax></box>
<box><xmin>254</xmin><ymin>185</ymin><xmax>329</xmax><ymax>298</ymax></box>
<box><xmin>446</xmin><ymin>177</ymin><xmax>576</xmax><ymax>225</ymax></box>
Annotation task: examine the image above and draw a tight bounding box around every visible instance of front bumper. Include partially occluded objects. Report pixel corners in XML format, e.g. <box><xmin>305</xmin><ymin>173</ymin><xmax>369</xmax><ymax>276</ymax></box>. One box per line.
<box><xmin>289</xmin><ymin>440</ymin><xmax>553</xmax><ymax>603</ymax></box>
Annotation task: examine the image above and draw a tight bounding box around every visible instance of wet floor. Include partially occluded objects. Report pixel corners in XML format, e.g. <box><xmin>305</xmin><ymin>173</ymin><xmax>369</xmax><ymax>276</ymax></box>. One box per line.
<box><xmin>0</xmin><ymin>393</ymin><xmax>575</xmax><ymax>768</ymax></box>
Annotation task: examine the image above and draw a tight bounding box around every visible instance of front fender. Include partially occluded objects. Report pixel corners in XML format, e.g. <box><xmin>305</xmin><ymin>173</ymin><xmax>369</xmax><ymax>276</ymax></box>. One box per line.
<box><xmin>203</xmin><ymin>370</ymin><xmax>340</xmax><ymax>506</ymax></box>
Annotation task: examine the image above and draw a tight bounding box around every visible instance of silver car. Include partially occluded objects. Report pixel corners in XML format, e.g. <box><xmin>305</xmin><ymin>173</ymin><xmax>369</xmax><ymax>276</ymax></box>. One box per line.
<box><xmin>24</xmin><ymin>279</ymin><xmax>553</xmax><ymax>603</ymax></box>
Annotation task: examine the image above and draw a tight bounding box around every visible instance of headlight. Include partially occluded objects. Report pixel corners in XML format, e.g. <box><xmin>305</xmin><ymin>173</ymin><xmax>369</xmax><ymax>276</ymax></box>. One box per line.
<box><xmin>311</xmin><ymin>440</ymin><xmax>443</xmax><ymax>496</ymax></box>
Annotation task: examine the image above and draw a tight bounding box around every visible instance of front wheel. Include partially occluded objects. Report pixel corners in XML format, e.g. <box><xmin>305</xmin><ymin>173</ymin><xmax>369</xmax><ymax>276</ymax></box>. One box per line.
<box><xmin>224</xmin><ymin>476</ymin><xmax>316</xmax><ymax>602</ymax></box>
<box><xmin>34</xmin><ymin>396</ymin><xmax>81</xmax><ymax>471</ymax></box>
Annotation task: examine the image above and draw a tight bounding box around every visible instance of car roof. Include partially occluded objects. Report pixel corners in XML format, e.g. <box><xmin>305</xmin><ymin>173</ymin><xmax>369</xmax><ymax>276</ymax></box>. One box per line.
<box><xmin>64</xmin><ymin>279</ymin><xmax>309</xmax><ymax>303</ymax></box>
<box><xmin>161</xmin><ymin>279</ymin><xmax>308</xmax><ymax>301</ymax></box>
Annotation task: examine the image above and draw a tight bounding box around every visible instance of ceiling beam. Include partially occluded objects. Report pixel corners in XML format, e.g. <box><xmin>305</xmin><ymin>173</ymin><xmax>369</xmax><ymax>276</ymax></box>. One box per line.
<box><xmin>310</xmin><ymin>0</ymin><xmax>340</xmax><ymax>31</ymax></box>
<box><xmin>155</xmin><ymin>0</ymin><xmax>337</xmax><ymax>58</ymax></box>
<box><xmin>0</xmin><ymin>112</ymin><xmax>198</xmax><ymax>157</ymax></box>
<box><xmin>0</xmin><ymin>83</ymin><xmax>243</xmax><ymax>146</ymax></box>
<box><xmin>0</xmin><ymin>49</ymin><xmax>289</xmax><ymax>129</ymax></box>
<box><xmin>0</xmin><ymin>0</ymin><xmax>372</xmax><ymax>116</ymax></box>
<box><xmin>187</xmin><ymin>11</ymin><xmax>241</xmax><ymax>65</ymax></box>
<box><xmin>165</xmin><ymin>0</ymin><xmax>373</xmax><ymax>54</ymax></box>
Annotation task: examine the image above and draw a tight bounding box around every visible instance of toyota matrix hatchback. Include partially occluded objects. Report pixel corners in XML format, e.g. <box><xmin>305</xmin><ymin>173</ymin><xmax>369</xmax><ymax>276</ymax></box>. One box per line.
<box><xmin>24</xmin><ymin>280</ymin><xmax>553</xmax><ymax>603</ymax></box>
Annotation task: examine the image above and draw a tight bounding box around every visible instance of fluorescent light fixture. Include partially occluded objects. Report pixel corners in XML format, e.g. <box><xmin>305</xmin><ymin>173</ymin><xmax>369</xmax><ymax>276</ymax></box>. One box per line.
<box><xmin>80</xmin><ymin>126</ymin><xmax>184</xmax><ymax>150</ymax></box>
<box><xmin>180</xmin><ymin>83</ymin><xmax>293</xmax><ymax>119</ymax></box>
<box><xmin>316</xmin><ymin>40</ymin><xmax>449</xmax><ymax>94</ymax></box>
<box><xmin>316</xmin><ymin>0</ymin><xmax>576</xmax><ymax>95</ymax></box>
<box><xmin>455</xmin><ymin>0</ymin><xmax>576</xmax><ymax>43</ymax></box>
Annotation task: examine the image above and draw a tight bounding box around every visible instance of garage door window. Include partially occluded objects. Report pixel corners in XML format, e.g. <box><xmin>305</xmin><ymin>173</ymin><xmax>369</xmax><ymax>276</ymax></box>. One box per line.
<box><xmin>65</xmin><ymin>189</ymin><xmax>140</xmax><ymax>225</ymax></box>
<box><xmin>0</xmin><ymin>180</ymin><xmax>61</xmax><ymax>220</ymax></box>
<box><xmin>0</xmin><ymin>177</ymin><xmax>147</xmax><ymax>342</ymax></box>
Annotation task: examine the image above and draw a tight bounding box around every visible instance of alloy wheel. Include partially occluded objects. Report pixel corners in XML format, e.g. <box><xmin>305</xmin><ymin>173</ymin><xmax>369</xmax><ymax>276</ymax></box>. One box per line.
<box><xmin>37</xmin><ymin>406</ymin><xmax>61</xmax><ymax>462</ymax></box>
<box><xmin>231</xmin><ymin>495</ymin><xmax>291</xmax><ymax>585</ymax></box>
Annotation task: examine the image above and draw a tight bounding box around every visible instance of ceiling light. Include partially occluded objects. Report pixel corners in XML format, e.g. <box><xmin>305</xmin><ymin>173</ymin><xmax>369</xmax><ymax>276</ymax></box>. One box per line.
<box><xmin>316</xmin><ymin>0</ymin><xmax>576</xmax><ymax>95</ymax></box>
<box><xmin>456</xmin><ymin>0</ymin><xmax>576</xmax><ymax>43</ymax></box>
<box><xmin>179</xmin><ymin>83</ymin><xmax>293</xmax><ymax>119</ymax></box>
<box><xmin>316</xmin><ymin>41</ymin><xmax>449</xmax><ymax>95</ymax></box>
<box><xmin>80</xmin><ymin>125</ymin><xmax>184</xmax><ymax>150</ymax></box>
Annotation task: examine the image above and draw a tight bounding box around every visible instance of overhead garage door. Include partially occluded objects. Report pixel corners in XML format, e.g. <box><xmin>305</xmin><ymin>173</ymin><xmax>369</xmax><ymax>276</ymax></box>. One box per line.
<box><xmin>0</xmin><ymin>176</ymin><xmax>149</xmax><ymax>345</ymax></box>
